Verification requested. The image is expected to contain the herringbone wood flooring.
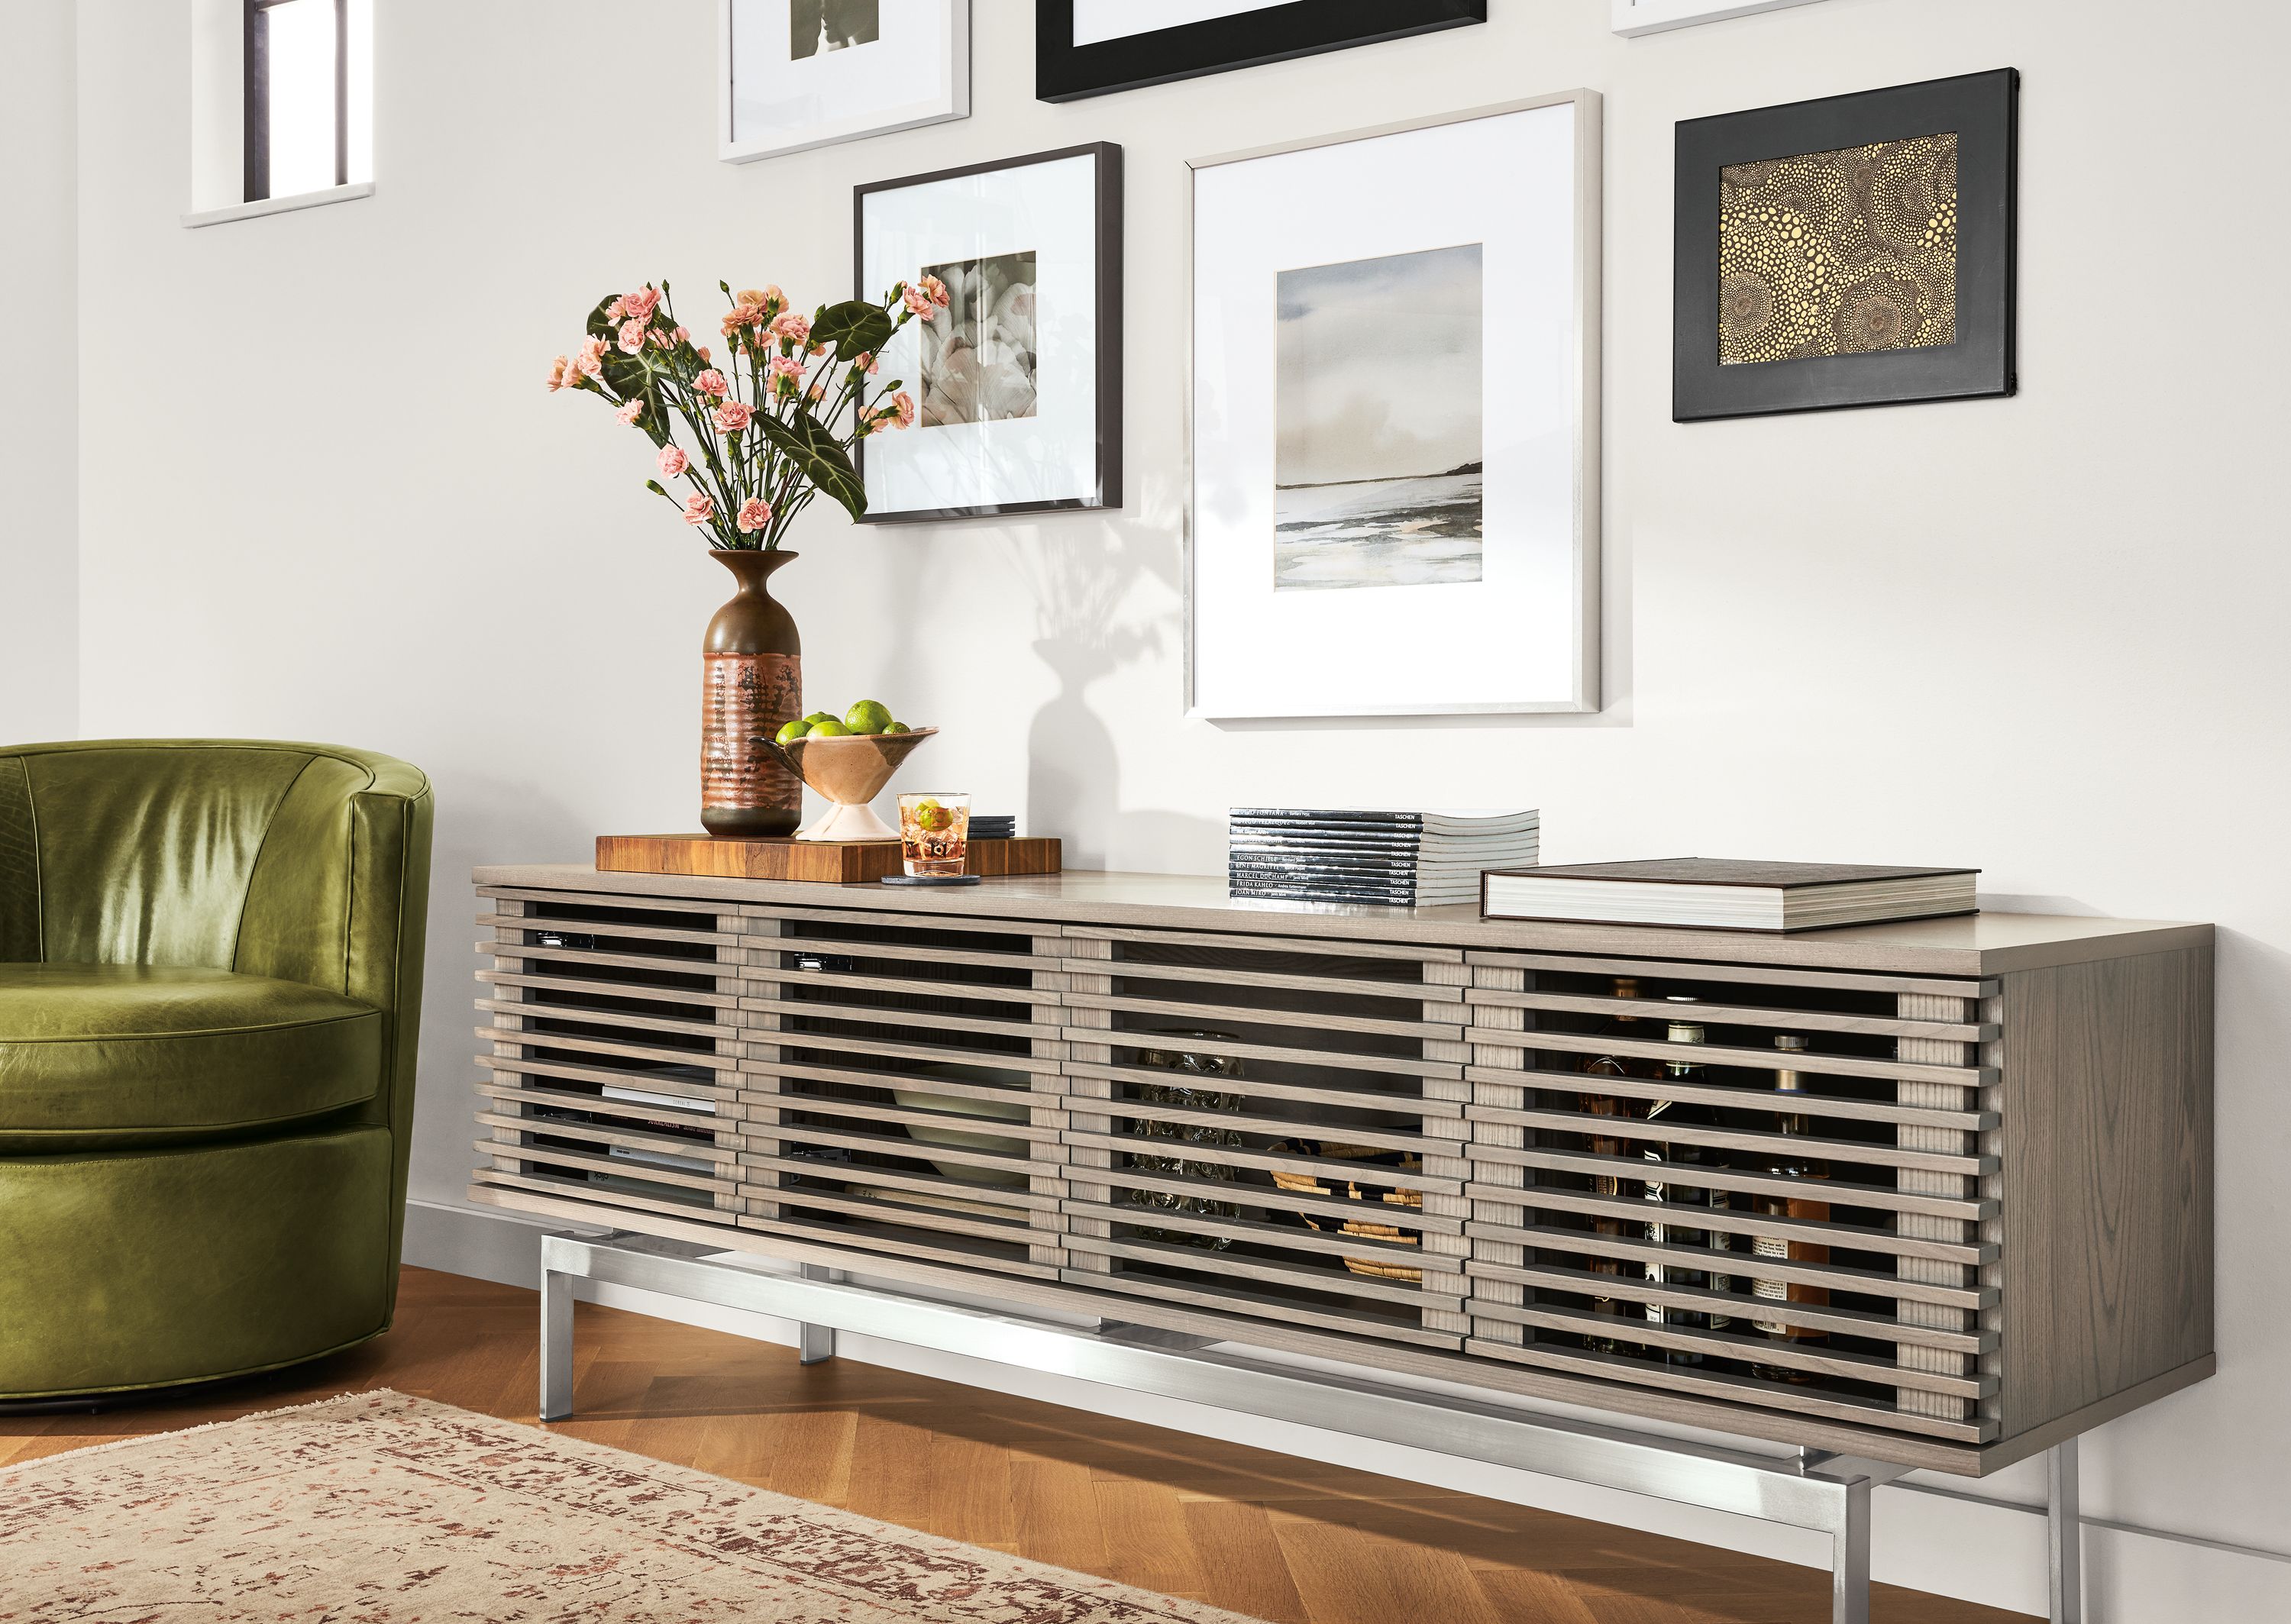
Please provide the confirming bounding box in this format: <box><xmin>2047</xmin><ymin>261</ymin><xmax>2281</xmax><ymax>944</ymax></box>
<box><xmin>0</xmin><ymin>1267</ymin><xmax>2028</xmax><ymax>1622</ymax></box>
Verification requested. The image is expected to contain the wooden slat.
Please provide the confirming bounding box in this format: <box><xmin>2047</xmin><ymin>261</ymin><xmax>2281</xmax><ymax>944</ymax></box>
<box><xmin>477</xmin><ymin>1025</ymin><xmax>736</xmax><ymax>1073</ymax></box>
<box><xmin>1100</xmin><ymin>957</ymin><xmax>1462</xmax><ymax>1003</ymax></box>
<box><xmin>1089</xmin><ymin>1161</ymin><xmax>1462</xmax><ymax>1235</ymax></box>
<box><xmin>473</xmin><ymin>1167</ymin><xmax>735</xmax><ymax>1225</ymax></box>
<box><xmin>1060</xmin><ymin>1130</ymin><xmax>1465</xmax><ymax>1196</ymax></box>
<box><xmin>1463</xmin><ymin>1339</ymin><xmax>1995</xmax><ymax>1444</ymax></box>
<box><xmin>1463</xmin><ymin>1258</ymin><xmax>1994</xmax><ymax>1351</ymax></box>
<box><xmin>1060</xmin><ymin>1196</ymin><xmax>1435</xmax><ymax>1264</ymax></box>
<box><xmin>478</xmin><ymin>967</ymin><xmax>738</xmax><ymax>1009</ymax></box>
<box><xmin>1469</xmin><ymin>1102</ymin><xmax>1998</xmax><ymax>1176</ymax></box>
<box><xmin>740</xmin><ymin>966</ymin><xmax>1049</xmax><ymax>1004</ymax></box>
<box><xmin>745</xmin><ymin>1065</ymin><xmax>1045</xmax><ymax>1112</ymax></box>
<box><xmin>1061</xmin><ymin>1232</ymin><xmax>1458</xmax><ymax>1311</ymax></box>
<box><xmin>1464</xmin><ymin>986</ymin><xmax>1995</xmax><ymax>1041</ymax></box>
<box><xmin>1086</xmin><ymin>1096</ymin><xmax>1435</xmax><ymax>1160</ymax></box>
<box><xmin>1065</xmin><ymin>990</ymin><xmax>1465</xmax><ymax>1042</ymax></box>
<box><xmin>775</xmin><ymin>1096</ymin><xmax>1061</xmax><ymax>1143</ymax></box>
<box><xmin>478</xmin><ymin>997</ymin><xmax>734</xmax><ymax>1042</ymax></box>
<box><xmin>478</xmin><ymin>940</ymin><xmax>733</xmax><ymax>978</ymax></box>
<box><xmin>1463</xmin><ymin>948</ymin><xmax>1995</xmax><ymax>1001</ymax></box>
<box><xmin>1466</xmin><ymin>1196</ymin><xmax>1995</xmax><ymax>1273</ymax></box>
<box><xmin>762</xmin><ymin>1186</ymin><xmax>1036</xmax><ymax>1238</ymax></box>
<box><xmin>480</xmin><ymin>1138</ymin><xmax>730</xmax><ymax>1194</ymax></box>
<box><xmin>481</xmin><ymin>1054</ymin><xmax>732</xmax><ymax>1099</ymax></box>
<box><xmin>1065</xmin><ymin>1058</ymin><xmax>1462</xmax><ymax>1119</ymax></box>
<box><xmin>1463</xmin><ymin>1219</ymin><xmax>1993</xmax><ymax>1309</ymax></box>
<box><xmin>766</xmin><ymin>1001</ymin><xmax>1062</xmax><ymax>1045</ymax></box>
<box><xmin>1059</xmin><ymin>1268</ymin><xmax>1460</xmax><ymax>1350</ymax></box>
<box><xmin>1465</xmin><ymin>1063</ymin><xmax>1994</xmax><ymax>1131</ymax></box>
<box><xmin>747</xmin><ymin>902</ymin><xmax>1049</xmax><ymax>936</ymax></box>
<box><xmin>478</xmin><ymin>912</ymin><xmax>739</xmax><ymax>946</ymax></box>
<box><xmin>757</xmin><ymin>938</ymin><xmax>1072</xmax><ymax>973</ymax></box>
<box><xmin>744</xmin><ymin>1123</ymin><xmax>1034</xmax><ymax>1178</ymax></box>
<box><xmin>740</xmin><ymin>1213</ymin><xmax>1061</xmax><ymax>1280</ymax></box>
<box><xmin>1063</xmin><ymin>1028</ymin><xmax>1460</xmax><ymax>1081</ymax></box>
<box><xmin>1068</xmin><ymin>922</ymin><xmax>1463</xmax><ymax>964</ymax></box>
<box><xmin>767</xmin><ymin>1029</ymin><xmax>1058</xmax><ymax>1074</ymax></box>
<box><xmin>474</xmin><ymin>1109</ymin><xmax>734</xmax><ymax>1164</ymax></box>
<box><xmin>1465</xmin><ymin>1147</ymin><xmax>1994</xmax><ymax>1222</ymax></box>
<box><xmin>478</xmin><ymin>1080</ymin><xmax>729</xmax><ymax>1132</ymax></box>
<box><xmin>1465</xmin><ymin>1300</ymin><xmax>1995</xmax><ymax>1398</ymax></box>
<box><xmin>738</xmin><ymin>1154</ymin><xmax>1062</xmax><ymax>1213</ymax></box>
<box><xmin>1463</xmin><ymin>1025</ymin><xmax>1990</xmax><ymax>1086</ymax></box>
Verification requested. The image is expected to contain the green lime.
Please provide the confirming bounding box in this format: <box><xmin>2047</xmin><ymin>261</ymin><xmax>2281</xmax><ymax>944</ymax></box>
<box><xmin>885</xmin><ymin>721</ymin><xmax>912</xmax><ymax>735</ymax></box>
<box><xmin>807</xmin><ymin>717</ymin><xmax>851</xmax><ymax>738</ymax></box>
<box><xmin>845</xmin><ymin>699</ymin><xmax>893</xmax><ymax>735</ymax></box>
<box><xmin>804</xmin><ymin>710</ymin><xmax>835</xmax><ymax>725</ymax></box>
<box><xmin>774</xmin><ymin>718</ymin><xmax>811</xmax><ymax>745</ymax></box>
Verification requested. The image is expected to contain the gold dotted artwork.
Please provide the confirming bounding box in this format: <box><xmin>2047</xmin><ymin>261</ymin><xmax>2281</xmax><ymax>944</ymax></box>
<box><xmin>1718</xmin><ymin>132</ymin><xmax>1958</xmax><ymax>366</ymax></box>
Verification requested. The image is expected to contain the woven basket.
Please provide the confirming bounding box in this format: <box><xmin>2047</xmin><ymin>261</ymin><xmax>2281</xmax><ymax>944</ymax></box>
<box><xmin>1268</xmin><ymin>1141</ymin><xmax>1423</xmax><ymax>1282</ymax></box>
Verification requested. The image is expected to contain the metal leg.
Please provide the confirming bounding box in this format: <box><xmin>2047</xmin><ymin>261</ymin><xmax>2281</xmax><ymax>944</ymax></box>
<box><xmin>1831</xmin><ymin>1474</ymin><xmax>1872</xmax><ymax>1624</ymax></box>
<box><xmin>539</xmin><ymin>1262</ymin><xmax>575</xmax><ymax>1421</ymax></box>
<box><xmin>2048</xmin><ymin>1438</ymin><xmax>2083</xmax><ymax>1624</ymax></box>
<box><xmin>796</xmin><ymin>1263</ymin><xmax>844</xmax><ymax>1364</ymax></box>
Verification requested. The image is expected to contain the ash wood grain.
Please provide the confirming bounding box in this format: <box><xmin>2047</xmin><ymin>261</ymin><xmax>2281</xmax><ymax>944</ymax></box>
<box><xmin>1997</xmin><ymin>945</ymin><xmax>2216</xmax><ymax>1435</ymax></box>
<box><xmin>597</xmin><ymin>834</ymin><xmax>1063</xmax><ymax>883</ymax></box>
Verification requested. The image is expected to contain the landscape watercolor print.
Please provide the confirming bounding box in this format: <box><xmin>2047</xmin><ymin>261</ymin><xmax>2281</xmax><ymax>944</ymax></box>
<box><xmin>1273</xmin><ymin>244</ymin><xmax>1485</xmax><ymax>591</ymax></box>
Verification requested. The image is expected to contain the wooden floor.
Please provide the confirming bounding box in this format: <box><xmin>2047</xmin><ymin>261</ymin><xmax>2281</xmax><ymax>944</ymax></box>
<box><xmin>0</xmin><ymin>1267</ymin><xmax>2028</xmax><ymax>1622</ymax></box>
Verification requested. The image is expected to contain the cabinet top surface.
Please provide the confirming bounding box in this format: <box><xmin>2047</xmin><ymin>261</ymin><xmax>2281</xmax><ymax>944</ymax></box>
<box><xmin>473</xmin><ymin>863</ymin><xmax>2208</xmax><ymax>975</ymax></box>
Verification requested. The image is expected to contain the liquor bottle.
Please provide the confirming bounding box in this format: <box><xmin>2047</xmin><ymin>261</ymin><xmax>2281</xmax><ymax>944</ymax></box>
<box><xmin>1577</xmin><ymin>977</ymin><xmax>1659</xmax><ymax>1353</ymax></box>
<box><xmin>1641</xmin><ymin>1017</ymin><xmax>1735</xmax><ymax>1364</ymax></box>
<box><xmin>1749</xmin><ymin>1033</ymin><xmax>1831</xmax><ymax>1383</ymax></box>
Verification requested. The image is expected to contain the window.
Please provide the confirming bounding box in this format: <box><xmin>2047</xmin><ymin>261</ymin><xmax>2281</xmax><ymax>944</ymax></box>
<box><xmin>244</xmin><ymin>0</ymin><xmax>345</xmax><ymax>202</ymax></box>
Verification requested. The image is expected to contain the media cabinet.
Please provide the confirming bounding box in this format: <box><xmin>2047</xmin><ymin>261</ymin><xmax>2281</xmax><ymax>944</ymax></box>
<box><xmin>472</xmin><ymin>864</ymin><xmax>2214</xmax><ymax>1622</ymax></box>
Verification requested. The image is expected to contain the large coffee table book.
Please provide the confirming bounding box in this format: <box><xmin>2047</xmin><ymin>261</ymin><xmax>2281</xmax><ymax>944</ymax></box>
<box><xmin>1482</xmin><ymin>858</ymin><xmax>1979</xmax><ymax>931</ymax></box>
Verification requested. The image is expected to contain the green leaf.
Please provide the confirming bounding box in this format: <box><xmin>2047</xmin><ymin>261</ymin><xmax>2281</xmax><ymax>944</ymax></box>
<box><xmin>811</xmin><ymin>300</ymin><xmax>894</xmax><ymax>361</ymax></box>
<box><xmin>755</xmin><ymin>410</ymin><xmax>868</xmax><ymax>521</ymax></box>
<box><xmin>584</xmin><ymin>294</ymin><xmax>622</xmax><ymax>341</ymax></box>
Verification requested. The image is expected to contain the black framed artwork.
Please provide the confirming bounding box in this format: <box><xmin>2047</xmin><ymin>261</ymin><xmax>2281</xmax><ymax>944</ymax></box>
<box><xmin>1674</xmin><ymin>68</ymin><xmax>2018</xmax><ymax>422</ymax></box>
<box><xmin>1036</xmin><ymin>0</ymin><xmax>1485</xmax><ymax>103</ymax></box>
<box><xmin>854</xmin><ymin>144</ymin><xmax>1123</xmax><ymax>524</ymax></box>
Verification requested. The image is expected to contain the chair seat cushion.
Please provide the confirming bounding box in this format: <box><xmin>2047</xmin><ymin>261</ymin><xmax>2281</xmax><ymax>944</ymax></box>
<box><xmin>0</xmin><ymin>964</ymin><xmax>381</xmax><ymax>1149</ymax></box>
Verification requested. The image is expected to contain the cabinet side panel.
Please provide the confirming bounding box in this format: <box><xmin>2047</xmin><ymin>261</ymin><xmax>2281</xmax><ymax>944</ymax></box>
<box><xmin>1999</xmin><ymin>947</ymin><xmax>2214</xmax><ymax>1435</ymax></box>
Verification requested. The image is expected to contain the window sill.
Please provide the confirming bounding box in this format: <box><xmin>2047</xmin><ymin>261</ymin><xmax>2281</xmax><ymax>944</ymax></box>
<box><xmin>181</xmin><ymin>181</ymin><xmax>374</xmax><ymax>230</ymax></box>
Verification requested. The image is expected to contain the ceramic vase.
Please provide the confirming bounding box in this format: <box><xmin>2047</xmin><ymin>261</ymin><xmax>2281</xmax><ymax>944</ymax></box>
<box><xmin>700</xmin><ymin>549</ymin><xmax>802</xmax><ymax>838</ymax></box>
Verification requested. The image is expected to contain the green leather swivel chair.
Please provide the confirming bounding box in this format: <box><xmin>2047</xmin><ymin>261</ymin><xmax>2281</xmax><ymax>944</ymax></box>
<box><xmin>0</xmin><ymin>740</ymin><xmax>431</xmax><ymax>1401</ymax></box>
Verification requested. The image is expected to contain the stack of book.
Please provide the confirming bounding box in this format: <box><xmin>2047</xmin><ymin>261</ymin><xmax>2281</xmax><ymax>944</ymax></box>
<box><xmin>1479</xmin><ymin>858</ymin><xmax>1979</xmax><ymax>931</ymax></box>
<box><xmin>1227</xmin><ymin>807</ymin><xmax>1540</xmax><ymax>906</ymax></box>
<box><xmin>970</xmin><ymin>815</ymin><xmax>1016</xmax><ymax>841</ymax></box>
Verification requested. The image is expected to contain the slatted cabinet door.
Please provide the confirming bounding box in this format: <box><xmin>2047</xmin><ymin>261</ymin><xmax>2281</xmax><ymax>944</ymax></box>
<box><xmin>1459</xmin><ymin>950</ymin><xmax>2002</xmax><ymax>1445</ymax></box>
<box><xmin>729</xmin><ymin>903</ymin><xmax>1071</xmax><ymax>1282</ymax></box>
<box><xmin>1055</xmin><ymin>925</ymin><xmax>1472</xmax><ymax>1350</ymax></box>
<box><xmin>473</xmin><ymin>889</ymin><xmax>748</xmax><ymax>1228</ymax></box>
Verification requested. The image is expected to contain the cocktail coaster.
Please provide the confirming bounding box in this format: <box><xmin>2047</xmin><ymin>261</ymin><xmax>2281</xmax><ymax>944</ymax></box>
<box><xmin>596</xmin><ymin>834</ymin><xmax>1061</xmax><ymax>885</ymax></box>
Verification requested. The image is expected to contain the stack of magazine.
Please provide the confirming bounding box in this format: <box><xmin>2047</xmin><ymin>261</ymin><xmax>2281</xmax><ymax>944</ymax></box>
<box><xmin>1227</xmin><ymin>807</ymin><xmax>1540</xmax><ymax>906</ymax></box>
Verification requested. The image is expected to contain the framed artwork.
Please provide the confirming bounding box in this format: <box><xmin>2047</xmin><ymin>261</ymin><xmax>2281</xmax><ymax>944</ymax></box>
<box><xmin>1613</xmin><ymin>0</ymin><xmax>1834</xmax><ymax>37</ymax></box>
<box><xmin>1037</xmin><ymin>0</ymin><xmax>1484</xmax><ymax>103</ymax></box>
<box><xmin>1675</xmin><ymin>69</ymin><xmax>2019</xmax><ymax>421</ymax></box>
<box><xmin>855</xmin><ymin>144</ymin><xmax>1123</xmax><ymax>524</ymax></box>
<box><xmin>1188</xmin><ymin>94</ymin><xmax>1602</xmax><ymax>721</ymax></box>
<box><xmin>719</xmin><ymin>0</ymin><xmax>968</xmax><ymax>163</ymax></box>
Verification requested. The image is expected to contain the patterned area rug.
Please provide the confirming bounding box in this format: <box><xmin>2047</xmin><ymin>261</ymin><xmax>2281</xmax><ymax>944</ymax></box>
<box><xmin>0</xmin><ymin>1389</ymin><xmax>1265</xmax><ymax>1622</ymax></box>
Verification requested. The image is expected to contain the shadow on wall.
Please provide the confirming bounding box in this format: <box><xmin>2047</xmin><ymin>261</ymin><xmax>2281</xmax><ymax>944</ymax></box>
<box><xmin>1012</xmin><ymin>519</ymin><xmax>1218</xmax><ymax>874</ymax></box>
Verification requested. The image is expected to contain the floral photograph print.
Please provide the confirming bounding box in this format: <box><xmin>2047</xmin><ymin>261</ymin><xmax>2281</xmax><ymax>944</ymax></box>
<box><xmin>920</xmin><ymin>251</ymin><xmax>1039</xmax><ymax>428</ymax></box>
<box><xmin>791</xmin><ymin>0</ymin><xmax>880</xmax><ymax>56</ymax></box>
<box><xmin>1275</xmin><ymin>244</ymin><xmax>1482</xmax><ymax>592</ymax></box>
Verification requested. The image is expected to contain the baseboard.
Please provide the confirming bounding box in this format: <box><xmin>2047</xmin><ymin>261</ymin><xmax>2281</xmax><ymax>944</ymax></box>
<box><xmin>400</xmin><ymin>1197</ymin><xmax>2280</xmax><ymax>1618</ymax></box>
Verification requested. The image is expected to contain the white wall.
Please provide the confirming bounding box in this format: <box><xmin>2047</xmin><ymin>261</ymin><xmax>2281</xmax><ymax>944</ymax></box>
<box><xmin>68</xmin><ymin>0</ymin><xmax>2291</xmax><ymax>1613</ymax></box>
<box><xmin>1</xmin><ymin>0</ymin><xmax>79</xmax><ymax>742</ymax></box>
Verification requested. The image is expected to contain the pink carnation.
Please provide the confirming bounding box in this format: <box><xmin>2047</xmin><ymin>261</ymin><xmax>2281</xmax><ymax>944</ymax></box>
<box><xmin>681</xmin><ymin>493</ymin><xmax>716</xmax><ymax>527</ymax></box>
<box><xmin>545</xmin><ymin>354</ymin><xmax>572</xmax><ymax>392</ymax></box>
<box><xmin>850</xmin><ymin>350</ymin><xmax>880</xmax><ymax>376</ymax></box>
<box><xmin>890</xmin><ymin>389</ymin><xmax>917</xmax><ymax>429</ymax></box>
<box><xmin>735</xmin><ymin>497</ymin><xmax>774</xmax><ymax>533</ymax></box>
<box><xmin>621</xmin><ymin>286</ymin><xmax>662</xmax><ymax>324</ymax></box>
<box><xmin>767</xmin><ymin>354</ymin><xmax>803</xmax><ymax>380</ymax></box>
<box><xmin>573</xmin><ymin>337</ymin><xmax>607</xmax><ymax>379</ymax></box>
<box><xmin>903</xmin><ymin>274</ymin><xmax>952</xmax><ymax>316</ymax></box>
<box><xmin>658</xmin><ymin>444</ymin><xmax>689</xmax><ymax>478</ymax></box>
<box><xmin>693</xmin><ymin>369</ymin><xmax>729</xmax><ymax>398</ymax></box>
<box><xmin>770</xmin><ymin>311</ymin><xmax>811</xmax><ymax>347</ymax></box>
<box><xmin>615</xmin><ymin>396</ymin><xmax>645</xmax><ymax>425</ymax></box>
<box><xmin>672</xmin><ymin>325</ymin><xmax>690</xmax><ymax>344</ymax></box>
<box><xmin>618</xmin><ymin>318</ymin><xmax>648</xmax><ymax>355</ymax></box>
<box><xmin>713</xmin><ymin>401</ymin><xmax>753</xmax><ymax>433</ymax></box>
<box><xmin>722</xmin><ymin>302</ymin><xmax>767</xmax><ymax>337</ymax></box>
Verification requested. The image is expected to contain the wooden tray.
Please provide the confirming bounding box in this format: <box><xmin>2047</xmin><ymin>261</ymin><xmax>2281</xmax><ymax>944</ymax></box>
<box><xmin>596</xmin><ymin>833</ymin><xmax>1062</xmax><ymax>885</ymax></box>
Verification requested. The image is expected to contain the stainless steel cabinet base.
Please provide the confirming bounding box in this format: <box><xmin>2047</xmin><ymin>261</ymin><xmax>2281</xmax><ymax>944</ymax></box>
<box><xmin>537</xmin><ymin>1229</ymin><xmax>2086</xmax><ymax>1624</ymax></box>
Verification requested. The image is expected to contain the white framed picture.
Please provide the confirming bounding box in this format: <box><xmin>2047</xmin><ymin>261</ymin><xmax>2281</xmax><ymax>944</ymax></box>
<box><xmin>1612</xmin><ymin>0</ymin><xmax>1834</xmax><ymax>38</ymax></box>
<box><xmin>719</xmin><ymin>0</ymin><xmax>968</xmax><ymax>163</ymax></box>
<box><xmin>1187</xmin><ymin>93</ymin><xmax>1602</xmax><ymax>721</ymax></box>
